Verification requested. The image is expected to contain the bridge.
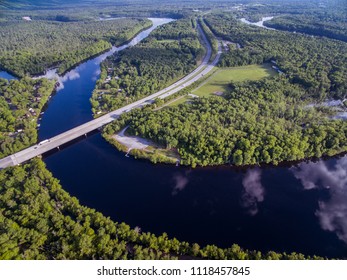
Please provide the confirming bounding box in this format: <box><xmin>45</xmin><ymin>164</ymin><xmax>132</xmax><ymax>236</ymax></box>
<box><xmin>0</xmin><ymin>23</ymin><xmax>222</xmax><ymax>169</ymax></box>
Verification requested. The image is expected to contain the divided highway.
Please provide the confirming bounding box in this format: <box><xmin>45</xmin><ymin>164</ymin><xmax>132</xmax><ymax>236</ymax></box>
<box><xmin>0</xmin><ymin>22</ymin><xmax>222</xmax><ymax>169</ymax></box>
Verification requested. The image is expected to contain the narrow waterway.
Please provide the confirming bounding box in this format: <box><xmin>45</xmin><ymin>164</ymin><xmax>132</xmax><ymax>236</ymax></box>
<box><xmin>0</xmin><ymin>71</ymin><xmax>17</xmax><ymax>80</ymax></box>
<box><xmin>38</xmin><ymin>18</ymin><xmax>173</xmax><ymax>139</ymax></box>
<box><xmin>24</xmin><ymin>17</ymin><xmax>347</xmax><ymax>258</ymax></box>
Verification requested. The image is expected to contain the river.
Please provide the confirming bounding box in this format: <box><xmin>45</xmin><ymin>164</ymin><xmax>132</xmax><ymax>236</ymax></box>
<box><xmin>3</xmin><ymin>17</ymin><xmax>347</xmax><ymax>258</ymax></box>
<box><xmin>0</xmin><ymin>71</ymin><xmax>17</xmax><ymax>80</ymax></box>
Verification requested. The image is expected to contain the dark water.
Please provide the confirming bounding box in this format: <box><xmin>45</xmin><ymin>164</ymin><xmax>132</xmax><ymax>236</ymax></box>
<box><xmin>38</xmin><ymin>18</ymin><xmax>173</xmax><ymax>139</ymax></box>
<box><xmin>0</xmin><ymin>71</ymin><xmax>17</xmax><ymax>80</ymax></box>
<box><xmin>39</xmin><ymin>19</ymin><xmax>347</xmax><ymax>258</ymax></box>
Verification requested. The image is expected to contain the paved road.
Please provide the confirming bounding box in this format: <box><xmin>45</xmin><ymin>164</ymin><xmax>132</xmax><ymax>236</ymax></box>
<box><xmin>0</xmin><ymin>22</ymin><xmax>221</xmax><ymax>169</ymax></box>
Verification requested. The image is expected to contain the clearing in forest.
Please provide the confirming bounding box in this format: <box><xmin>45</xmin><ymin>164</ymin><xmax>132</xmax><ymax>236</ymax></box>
<box><xmin>193</xmin><ymin>63</ymin><xmax>277</xmax><ymax>97</ymax></box>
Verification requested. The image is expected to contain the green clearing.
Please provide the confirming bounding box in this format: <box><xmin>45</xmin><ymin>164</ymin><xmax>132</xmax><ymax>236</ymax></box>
<box><xmin>165</xmin><ymin>96</ymin><xmax>189</xmax><ymax>107</ymax></box>
<box><xmin>193</xmin><ymin>64</ymin><xmax>277</xmax><ymax>97</ymax></box>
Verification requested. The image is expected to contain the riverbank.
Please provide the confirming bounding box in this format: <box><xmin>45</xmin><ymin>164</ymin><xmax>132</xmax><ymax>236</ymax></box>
<box><xmin>103</xmin><ymin>127</ymin><xmax>179</xmax><ymax>165</ymax></box>
<box><xmin>104</xmin><ymin>123</ymin><xmax>347</xmax><ymax>170</ymax></box>
<box><xmin>34</xmin><ymin>13</ymin><xmax>347</xmax><ymax>258</ymax></box>
<box><xmin>57</xmin><ymin>20</ymin><xmax>153</xmax><ymax>77</ymax></box>
<box><xmin>2</xmin><ymin>158</ymin><xmax>325</xmax><ymax>260</ymax></box>
<box><xmin>0</xmin><ymin>18</ymin><xmax>153</xmax><ymax>78</ymax></box>
<box><xmin>0</xmin><ymin>76</ymin><xmax>56</xmax><ymax>159</ymax></box>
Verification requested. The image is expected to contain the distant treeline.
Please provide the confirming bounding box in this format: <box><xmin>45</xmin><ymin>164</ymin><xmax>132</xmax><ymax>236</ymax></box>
<box><xmin>0</xmin><ymin>18</ymin><xmax>151</xmax><ymax>76</ymax></box>
<box><xmin>205</xmin><ymin>13</ymin><xmax>347</xmax><ymax>100</ymax></box>
<box><xmin>264</xmin><ymin>14</ymin><xmax>347</xmax><ymax>42</ymax></box>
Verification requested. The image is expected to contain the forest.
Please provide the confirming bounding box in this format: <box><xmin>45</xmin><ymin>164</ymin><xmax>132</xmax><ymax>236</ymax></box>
<box><xmin>204</xmin><ymin>13</ymin><xmax>347</xmax><ymax>100</ymax></box>
<box><xmin>0</xmin><ymin>18</ymin><xmax>151</xmax><ymax>76</ymax></box>
<box><xmin>0</xmin><ymin>77</ymin><xmax>55</xmax><ymax>158</ymax></box>
<box><xmin>104</xmin><ymin>77</ymin><xmax>347</xmax><ymax>167</ymax></box>
<box><xmin>90</xmin><ymin>18</ymin><xmax>203</xmax><ymax>114</ymax></box>
<box><xmin>1</xmin><ymin>0</ymin><xmax>346</xmax><ymax>261</ymax></box>
<box><xmin>264</xmin><ymin>13</ymin><xmax>347</xmax><ymax>42</ymax></box>
<box><xmin>0</xmin><ymin>159</ymin><xmax>323</xmax><ymax>260</ymax></box>
<box><xmin>100</xmin><ymin>11</ymin><xmax>347</xmax><ymax>167</ymax></box>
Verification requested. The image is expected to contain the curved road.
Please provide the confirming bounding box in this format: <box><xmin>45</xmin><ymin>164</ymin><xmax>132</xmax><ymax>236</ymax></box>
<box><xmin>0</xmin><ymin>22</ymin><xmax>222</xmax><ymax>169</ymax></box>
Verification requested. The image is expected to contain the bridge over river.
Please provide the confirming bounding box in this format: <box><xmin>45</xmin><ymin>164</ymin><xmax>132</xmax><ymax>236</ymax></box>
<box><xmin>0</xmin><ymin>23</ymin><xmax>221</xmax><ymax>169</ymax></box>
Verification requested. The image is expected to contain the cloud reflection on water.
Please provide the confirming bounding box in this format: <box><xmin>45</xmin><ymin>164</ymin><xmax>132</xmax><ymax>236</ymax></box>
<box><xmin>292</xmin><ymin>157</ymin><xmax>347</xmax><ymax>244</ymax></box>
<box><xmin>172</xmin><ymin>173</ymin><xmax>189</xmax><ymax>196</ymax></box>
<box><xmin>92</xmin><ymin>69</ymin><xmax>101</xmax><ymax>81</ymax></box>
<box><xmin>37</xmin><ymin>68</ymin><xmax>81</xmax><ymax>91</ymax></box>
<box><xmin>241</xmin><ymin>168</ymin><xmax>265</xmax><ymax>216</ymax></box>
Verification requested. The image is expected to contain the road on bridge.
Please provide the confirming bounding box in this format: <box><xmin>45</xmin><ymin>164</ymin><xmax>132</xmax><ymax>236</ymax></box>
<box><xmin>0</xmin><ymin>21</ymin><xmax>222</xmax><ymax>169</ymax></box>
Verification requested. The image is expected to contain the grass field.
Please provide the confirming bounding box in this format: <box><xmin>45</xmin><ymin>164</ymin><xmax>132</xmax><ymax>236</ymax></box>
<box><xmin>160</xmin><ymin>63</ymin><xmax>277</xmax><ymax>108</ymax></box>
<box><xmin>164</xmin><ymin>96</ymin><xmax>189</xmax><ymax>107</ymax></box>
<box><xmin>193</xmin><ymin>63</ymin><xmax>277</xmax><ymax>97</ymax></box>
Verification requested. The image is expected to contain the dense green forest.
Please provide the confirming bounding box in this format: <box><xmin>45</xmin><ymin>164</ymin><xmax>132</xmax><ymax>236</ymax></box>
<box><xmin>204</xmin><ymin>13</ymin><xmax>347</xmax><ymax>100</ymax></box>
<box><xmin>104</xmin><ymin>77</ymin><xmax>347</xmax><ymax>167</ymax></box>
<box><xmin>233</xmin><ymin>0</ymin><xmax>347</xmax><ymax>22</ymax></box>
<box><xmin>0</xmin><ymin>77</ymin><xmax>55</xmax><ymax>158</ymax></box>
<box><xmin>0</xmin><ymin>0</ymin><xmax>345</xmax><ymax>260</ymax></box>
<box><xmin>99</xmin><ymin>11</ymin><xmax>347</xmax><ymax>167</ymax></box>
<box><xmin>91</xmin><ymin>18</ymin><xmax>203</xmax><ymax>114</ymax></box>
<box><xmin>0</xmin><ymin>18</ymin><xmax>151</xmax><ymax>76</ymax></box>
<box><xmin>0</xmin><ymin>159</ymin><xmax>323</xmax><ymax>260</ymax></box>
<box><xmin>264</xmin><ymin>13</ymin><xmax>347</xmax><ymax>42</ymax></box>
<box><xmin>0</xmin><ymin>0</ymin><xmax>230</xmax><ymax>21</ymax></box>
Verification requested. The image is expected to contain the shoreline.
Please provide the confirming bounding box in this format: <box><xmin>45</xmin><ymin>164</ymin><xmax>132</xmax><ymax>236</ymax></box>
<box><xmin>103</xmin><ymin>128</ymin><xmax>180</xmax><ymax>165</ymax></box>
<box><xmin>0</xmin><ymin>19</ymin><xmax>153</xmax><ymax>79</ymax></box>
<box><xmin>103</xmin><ymin>126</ymin><xmax>347</xmax><ymax>169</ymax></box>
<box><xmin>58</xmin><ymin>20</ymin><xmax>153</xmax><ymax>77</ymax></box>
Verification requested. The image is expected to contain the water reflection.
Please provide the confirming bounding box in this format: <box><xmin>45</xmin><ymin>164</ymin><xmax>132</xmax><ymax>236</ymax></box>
<box><xmin>292</xmin><ymin>158</ymin><xmax>347</xmax><ymax>243</ymax></box>
<box><xmin>241</xmin><ymin>168</ymin><xmax>265</xmax><ymax>216</ymax></box>
<box><xmin>172</xmin><ymin>173</ymin><xmax>189</xmax><ymax>195</ymax></box>
<box><xmin>37</xmin><ymin>68</ymin><xmax>82</xmax><ymax>91</ymax></box>
<box><xmin>92</xmin><ymin>69</ymin><xmax>101</xmax><ymax>81</ymax></box>
<box><xmin>38</xmin><ymin>15</ymin><xmax>347</xmax><ymax>257</ymax></box>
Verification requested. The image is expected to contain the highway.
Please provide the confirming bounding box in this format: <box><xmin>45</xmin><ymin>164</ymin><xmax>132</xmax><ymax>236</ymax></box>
<box><xmin>0</xmin><ymin>22</ymin><xmax>222</xmax><ymax>169</ymax></box>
